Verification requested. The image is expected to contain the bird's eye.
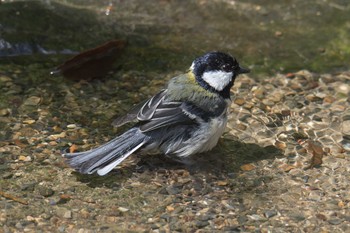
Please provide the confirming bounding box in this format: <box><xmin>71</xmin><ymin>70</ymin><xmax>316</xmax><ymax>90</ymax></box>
<box><xmin>221</xmin><ymin>64</ymin><xmax>231</xmax><ymax>72</ymax></box>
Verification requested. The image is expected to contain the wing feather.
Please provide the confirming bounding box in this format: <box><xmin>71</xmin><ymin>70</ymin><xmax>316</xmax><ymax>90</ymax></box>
<box><xmin>112</xmin><ymin>89</ymin><xmax>217</xmax><ymax>133</ymax></box>
<box><xmin>112</xmin><ymin>90</ymin><xmax>167</xmax><ymax>127</ymax></box>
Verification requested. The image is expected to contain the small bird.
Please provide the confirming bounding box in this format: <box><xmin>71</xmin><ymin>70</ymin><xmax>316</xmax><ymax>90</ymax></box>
<box><xmin>64</xmin><ymin>52</ymin><xmax>249</xmax><ymax>176</ymax></box>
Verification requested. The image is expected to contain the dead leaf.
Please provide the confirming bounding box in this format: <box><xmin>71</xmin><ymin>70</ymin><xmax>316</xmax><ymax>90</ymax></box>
<box><xmin>51</xmin><ymin>40</ymin><xmax>126</xmax><ymax>81</ymax></box>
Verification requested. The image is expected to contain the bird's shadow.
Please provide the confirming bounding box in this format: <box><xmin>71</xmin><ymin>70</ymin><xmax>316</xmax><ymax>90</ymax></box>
<box><xmin>74</xmin><ymin>135</ymin><xmax>283</xmax><ymax>188</ymax></box>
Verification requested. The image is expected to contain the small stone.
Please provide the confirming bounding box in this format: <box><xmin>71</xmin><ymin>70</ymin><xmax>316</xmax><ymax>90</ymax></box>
<box><xmin>117</xmin><ymin>207</ymin><xmax>129</xmax><ymax>212</ymax></box>
<box><xmin>335</xmin><ymin>84</ymin><xmax>350</xmax><ymax>95</ymax></box>
<box><xmin>323</xmin><ymin>95</ymin><xmax>336</xmax><ymax>104</ymax></box>
<box><xmin>2</xmin><ymin>172</ymin><xmax>13</xmax><ymax>179</ymax></box>
<box><xmin>318</xmin><ymin>47</ymin><xmax>326</xmax><ymax>53</ymax></box>
<box><xmin>0</xmin><ymin>108</ymin><xmax>10</xmax><ymax>116</ymax></box>
<box><xmin>275</xmin><ymin>31</ymin><xmax>283</xmax><ymax>37</ymax></box>
<box><xmin>18</xmin><ymin>155</ymin><xmax>32</xmax><ymax>162</ymax></box>
<box><xmin>63</xmin><ymin>210</ymin><xmax>72</xmax><ymax>219</ymax></box>
<box><xmin>56</xmin><ymin>208</ymin><xmax>72</xmax><ymax>219</ymax></box>
<box><xmin>217</xmin><ymin>180</ymin><xmax>229</xmax><ymax>186</ymax></box>
<box><xmin>80</xmin><ymin>209</ymin><xmax>90</xmax><ymax>219</ymax></box>
<box><xmin>279</xmin><ymin>164</ymin><xmax>295</xmax><ymax>172</ymax></box>
<box><xmin>315</xmin><ymin>213</ymin><xmax>327</xmax><ymax>221</ymax></box>
<box><xmin>264</xmin><ymin>210</ymin><xmax>277</xmax><ymax>218</ymax></box>
<box><xmin>195</xmin><ymin>220</ymin><xmax>209</xmax><ymax>228</ymax></box>
<box><xmin>166</xmin><ymin>185</ymin><xmax>182</xmax><ymax>195</ymax></box>
<box><xmin>234</xmin><ymin>98</ymin><xmax>245</xmax><ymax>106</ymax></box>
<box><xmin>253</xmin><ymin>88</ymin><xmax>265</xmax><ymax>99</ymax></box>
<box><xmin>236</xmin><ymin>123</ymin><xmax>247</xmax><ymax>130</ymax></box>
<box><xmin>340</xmin><ymin>138</ymin><xmax>350</xmax><ymax>151</ymax></box>
<box><xmin>67</xmin><ymin>124</ymin><xmax>77</xmax><ymax>129</ymax></box>
<box><xmin>23</xmin><ymin>119</ymin><xmax>36</xmax><ymax>124</ymax></box>
<box><xmin>240</xmin><ymin>163</ymin><xmax>256</xmax><ymax>171</ymax></box>
<box><xmin>23</xmin><ymin>96</ymin><xmax>41</xmax><ymax>106</ymax></box>
<box><xmin>342</xmin><ymin>120</ymin><xmax>350</xmax><ymax>135</ymax></box>
<box><xmin>38</xmin><ymin>186</ymin><xmax>55</xmax><ymax>197</ymax></box>
<box><xmin>262</xmin><ymin>99</ymin><xmax>275</xmax><ymax>106</ymax></box>
<box><xmin>48</xmin><ymin>132</ymin><xmax>66</xmax><ymax>140</ymax></box>
<box><xmin>270</xmin><ymin>93</ymin><xmax>283</xmax><ymax>102</ymax></box>
<box><xmin>166</xmin><ymin>205</ymin><xmax>174</xmax><ymax>212</ymax></box>
<box><xmin>247</xmin><ymin>214</ymin><xmax>265</xmax><ymax>221</ymax></box>
<box><xmin>274</xmin><ymin>140</ymin><xmax>286</xmax><ymax>150</ymax></box>
<box><xmin>21</xmin><ymin>182</ymin><xmax>36</xmax><ymax>191</ymax></box>
<box><xmin>308</xmin><ymin>192</ymin><xmax>322</xmax><ymax>201</ymax></box>
<box><xmin>328</xmin><ymin>218</ymin><xmax>343</xmax><ymax>225</ymax></box>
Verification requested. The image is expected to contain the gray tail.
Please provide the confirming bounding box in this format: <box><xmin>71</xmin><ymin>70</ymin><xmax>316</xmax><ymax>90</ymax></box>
<box><xmin>63</xmin><ymin>128</ymin><xmax>147</xmax><ymax>176</ymax></box>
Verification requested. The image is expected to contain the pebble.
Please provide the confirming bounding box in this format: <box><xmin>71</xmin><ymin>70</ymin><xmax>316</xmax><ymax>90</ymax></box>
<box><xmin>247</xmin><ymin>214</ymin><xmax>265</xmax><ymax>221</ymax></box>
<box><xmin>56</xmin><ymin>208</ymin><xmax>72</xmax><ymax>219</ymax></box>
<box><xmin>23</xmin><ymin>96</ymin><xmax>41</xmax><ymax>106</ymax></box>
<box><xmin>165</xmin><ymin>185</ymin><xmax>182</xmax><ymax>195</ymax></box>
<box><xmin>0</xmin><ymin>108</ymin><xmax>10</xmax><ymax>116</ymax></box>
<box><xmin>341</xmin><ymin>120</ymin><xmax>350</xmax><ymax>135</ymax></box>
<box><xmin>37</xmin><ymin>186</ymin><xmax>55</xmax><ymax>197</ymax></box>
<box><xmin>67</xmin><ymin>124</ymin><xmax>77</xmax><ymax>129</ymax></box>
<box><xmin>18</xmin><ymin>155</ymin><xmax>32</xmax><ymax>162</ymax></box>
<box><xmin>240</xmin><ymin>163</ymin><xmax>256</xmax><ymax>171</ymax></box>
<box><xmin>234</xmin><ymin>98</ymin><xmax>245</xmax><ymax>106</ymax></box>
<box><xmin>117</xmin><ymin>207</ymin><xmax>129</xmax><ymax>212</ymax></box>
<box><xmin>328</xmin><ymin>218</ymin><xmax>343</xmax><ymax>225</ymax></box>
<box><xmin>195</xmin><ymin>220</ymin><xmax>209</xmax><ymax>228</ymax></box>
<box><xmin>23</xmin><ymin>119</ymin><xmax>36</xmax><ymax>124</ymax></box>
<box><xmin>335</xmin><ymin>84</ymin><xmax>350</xmax><ymax>94</ymax></box>
<box><xmin>264</xmin><ymin>210</ymin><xmax>278</xmax><ymax>218</ymax></box>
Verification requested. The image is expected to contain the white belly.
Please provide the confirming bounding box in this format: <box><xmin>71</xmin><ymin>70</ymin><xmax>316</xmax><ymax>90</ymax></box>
<box><xmin>172</xmin><ymin>112</ymin><xmax>228</xmax><ymax>157</ymax></box>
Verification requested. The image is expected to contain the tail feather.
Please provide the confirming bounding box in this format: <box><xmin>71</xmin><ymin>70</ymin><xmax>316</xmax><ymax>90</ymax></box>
<box><xmin>97</xmin><ymin>142</ymin><xmax>145</xmax><ymax>176</ymax></box>
<box><xmin>63</xmin><ymin>128</ymin><xmax>147</xmax><ymax>175</ymax></box>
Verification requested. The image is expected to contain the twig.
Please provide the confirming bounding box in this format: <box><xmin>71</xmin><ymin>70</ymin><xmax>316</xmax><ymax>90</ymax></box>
<box><xmin>0</xmin><ymin>190</ymin><xmax>28</xmax><ymax>205</ymax></box>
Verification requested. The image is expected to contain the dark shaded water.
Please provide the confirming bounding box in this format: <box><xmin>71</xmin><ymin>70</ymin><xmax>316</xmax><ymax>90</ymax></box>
<box><xmin>0</xmin><ymin>0</ymin><xmax>349</xmax><ymax>76</ymax></box>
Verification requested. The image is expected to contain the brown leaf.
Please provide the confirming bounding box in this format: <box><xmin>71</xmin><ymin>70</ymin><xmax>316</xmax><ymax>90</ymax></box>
<box><xmin>51</xmin><ymin>40</ymin><xmax>127</xmax><ymax>81</ymax></box>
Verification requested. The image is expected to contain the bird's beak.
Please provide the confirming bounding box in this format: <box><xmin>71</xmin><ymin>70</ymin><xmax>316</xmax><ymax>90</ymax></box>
<box><xmin>238</xmin><ymin>66</ymin><xmax>250</xmax><ymax>74</ymax></box>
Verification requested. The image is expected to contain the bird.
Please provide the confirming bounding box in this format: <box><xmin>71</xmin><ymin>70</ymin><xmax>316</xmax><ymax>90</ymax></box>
<box><xmin>63</xmin><ymin>51</ymin><xmax>250</xmax><ymax>176</ymax></box>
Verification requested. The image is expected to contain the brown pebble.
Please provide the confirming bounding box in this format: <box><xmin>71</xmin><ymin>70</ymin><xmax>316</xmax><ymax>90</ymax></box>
<box><xmin>234</xmin><ymin>98</ymin><xmax>245</xmax><ymax>106</ymax></box>
<box><xmin>274</xmin><ymin>141</ymin><xmax>286</xmax><ymax>150</ymax></box>
<box><xmin>240</xmin><ymin>164</ymin><xmax>256</xmax><ymax>171</ymax></box>
<box><xmin>323</xmin><ymin>96</ymin><xmax>336</xmax><ymax>104</ymax></box>
<box><xmin>275</xmin><ymin>31</ymin><xmax>283</xmax><ymax>37</ymax></box>
<box><xmin>279</xmin><ymin>164</ymin><xmax>295</xmax><ymax>172</ymax></box>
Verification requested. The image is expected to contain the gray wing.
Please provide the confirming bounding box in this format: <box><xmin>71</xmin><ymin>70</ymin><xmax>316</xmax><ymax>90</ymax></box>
<box><xmin>139</xmin><ymin>101</ymin><xmax>197</xmax><ymax>132</ymax></box>
<box><xmin>112</xmin><ymin>89</ymin><xmax>203</xmax><ymax>132</ymax></box>
<box><xmin>112</xmin><ymin>90</ymin><xmax>167</xmax><ymax>127</ymax></box>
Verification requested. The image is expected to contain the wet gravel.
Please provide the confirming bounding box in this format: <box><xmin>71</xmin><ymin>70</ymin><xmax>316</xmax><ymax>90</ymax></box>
<box><xmin>1</xmin><ymin>68</ymin><xmax>350</xmax><ymax>232</ymax></box>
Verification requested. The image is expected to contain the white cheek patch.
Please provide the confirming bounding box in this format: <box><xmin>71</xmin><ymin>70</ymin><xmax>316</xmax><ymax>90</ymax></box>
<box><xmin>202</xmin><ymin>70</ymin><xmax>233</xmax><ymax>91</ymax></box>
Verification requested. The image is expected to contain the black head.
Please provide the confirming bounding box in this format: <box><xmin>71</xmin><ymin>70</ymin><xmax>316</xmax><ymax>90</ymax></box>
<box><xmin>190</xmin><ymin>51</ymin><xmax>249</xmax><ymax>98</ymax></box>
